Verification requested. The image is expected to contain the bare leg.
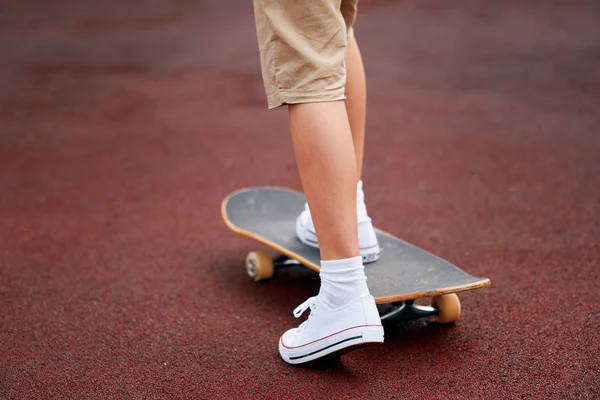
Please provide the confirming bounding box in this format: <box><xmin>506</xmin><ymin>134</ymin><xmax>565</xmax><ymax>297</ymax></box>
<box><xmin>289</xmin><ymin>101</ymin><xmax>359</xmax><ymax>261</ymax></box>
<box><xmin>345</xmin><ymin>35</ymin><xmax>367</xmax><ymax>179</ymax></box>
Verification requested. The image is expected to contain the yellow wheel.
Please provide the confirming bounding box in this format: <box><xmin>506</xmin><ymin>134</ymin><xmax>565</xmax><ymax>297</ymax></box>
<box><xmin>245</xmin><ymin>251</ymin><xmax>274</xmax><ymax>282</ymax></box>
<box><xmin>431</xmin><ymin>293</ymin><xmax>461</xmax><ymax>324</ymax></box>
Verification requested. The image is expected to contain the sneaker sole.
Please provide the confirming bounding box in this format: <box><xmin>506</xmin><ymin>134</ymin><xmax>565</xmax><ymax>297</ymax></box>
<box><xmin>279</xmin><ymin>325</ymin><xmax>384</xmax><ymax>365</ymax></box>
<box><xmin>296</xmin><ymin>219</ymin><xmax>381</xmax><ymax>264</ymax></box>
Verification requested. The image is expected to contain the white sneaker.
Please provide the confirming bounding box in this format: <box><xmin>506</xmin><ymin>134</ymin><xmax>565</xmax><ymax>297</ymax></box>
<box><xmin>278</xmin><ymin>295</ymin><xmax>384</xmax><ymax>364</ymax></box>
<box><xmin>296</xmin><ymin>181</ymin><xmax>380</xmax><ymax>263</ymax></box>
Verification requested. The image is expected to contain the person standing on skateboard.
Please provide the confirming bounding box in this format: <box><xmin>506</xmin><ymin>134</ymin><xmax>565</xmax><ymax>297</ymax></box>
<box><xmin>252</xmin><ymin>0</ymin><xmax>384</xmax><ymax>364</ymax></box>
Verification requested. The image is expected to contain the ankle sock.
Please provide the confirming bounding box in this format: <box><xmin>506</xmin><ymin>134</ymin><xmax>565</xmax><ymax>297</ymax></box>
<box><xmin>318</xmin><ymin>256</ymin><xmax>370</xmax><ymax>310</ymax></box>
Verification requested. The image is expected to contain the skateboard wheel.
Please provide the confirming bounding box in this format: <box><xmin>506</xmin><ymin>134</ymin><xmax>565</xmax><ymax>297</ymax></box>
<box><xmin>245</xmin><ymin>251</ymin><xmax>274</xmax><ymax>282</ymax></box>
<box><xmin>431</xmin><ymin>293</ymin><xmax>461</xmax><ymax>324</ymax></box>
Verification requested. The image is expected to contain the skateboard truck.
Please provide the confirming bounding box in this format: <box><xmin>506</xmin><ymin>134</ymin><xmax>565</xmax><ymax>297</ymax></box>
<box><xmin>380</xmin><ymin>301</ymin><xmax>436</xmax><ymax>323</ymax></box>
<box><xmin>273</xmin><ymin>254</ymin><xmax>301</xmax><ymax>268</ymax></box>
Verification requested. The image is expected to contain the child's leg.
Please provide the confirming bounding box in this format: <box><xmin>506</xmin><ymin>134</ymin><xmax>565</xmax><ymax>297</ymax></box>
<box><xmin>254</xmin><ymin>0</ymin><xmax>363</xmax><ymax>261</ymax></box>
<box><xmin>294</xmin><ymin>34</ymin><xmax>380</xmax><ymax>263</ymax></box>
<box><xmin>345</xmin><ymin>35</ymin><xmax>367</xmax><ymax>179</ymax></box>
<box><xmin>289</xmin><ymin>101</ymin><xmax>359</xmax><ymax>261</ymax></box>
<box><xmin>253</xmin><ymin>0</ymin><xmax>383</xmax><ymax>364</ymax></box>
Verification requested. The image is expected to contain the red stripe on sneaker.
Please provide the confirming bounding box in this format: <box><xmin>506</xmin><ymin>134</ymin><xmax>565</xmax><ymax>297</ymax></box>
<box><xmin>280</xmin><ymin>324</ymin><xmax>382</xmax><ymax>349</ymax></box>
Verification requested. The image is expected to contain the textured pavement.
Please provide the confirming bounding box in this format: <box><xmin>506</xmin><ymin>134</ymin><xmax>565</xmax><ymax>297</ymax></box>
<box><xmin>1</xmin><ymin>0</ymin><xmax>599</xmax><ymax>398</ymax></box>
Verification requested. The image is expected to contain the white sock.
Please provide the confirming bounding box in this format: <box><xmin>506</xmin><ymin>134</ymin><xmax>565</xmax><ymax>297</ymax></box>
<box><xmin>318</xmin><ymin>256</ymin><xmax>371</xmax><ymax>310</ymax></box>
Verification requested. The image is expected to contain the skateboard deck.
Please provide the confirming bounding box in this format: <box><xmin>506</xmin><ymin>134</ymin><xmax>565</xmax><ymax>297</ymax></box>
<box><xmin>222</xmin><ymin>187</ymin><xmax>490</xmax><ymax>307</ymax></box>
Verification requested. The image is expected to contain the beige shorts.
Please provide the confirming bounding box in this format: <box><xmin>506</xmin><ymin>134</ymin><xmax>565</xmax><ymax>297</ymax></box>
<box><xmin>253</xmin><ymin>0</ymin><xmax>358</xmax><ymax>109</ymax></box>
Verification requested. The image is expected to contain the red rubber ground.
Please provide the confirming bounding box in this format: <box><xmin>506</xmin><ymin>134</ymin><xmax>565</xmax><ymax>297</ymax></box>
<box><xmin>1</xmin><ymin>1</ymin><xmax>599</xmax><ymax>398</ymax></box>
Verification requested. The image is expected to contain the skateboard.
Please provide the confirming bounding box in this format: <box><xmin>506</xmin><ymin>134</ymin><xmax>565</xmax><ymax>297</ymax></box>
<box><xmin>222</xmin><ymin>187</ymin><xmax>490</xmax><ymax>324</ymax></box>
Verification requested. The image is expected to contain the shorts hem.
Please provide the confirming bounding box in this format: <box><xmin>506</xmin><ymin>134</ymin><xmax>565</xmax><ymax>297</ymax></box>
<box><xmin>267</xmin><ymin>89</ymin><xmax>346</xmax><ymax>109</ymax></box>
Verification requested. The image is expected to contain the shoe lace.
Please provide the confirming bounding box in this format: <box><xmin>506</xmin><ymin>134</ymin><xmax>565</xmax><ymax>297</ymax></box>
<box><xmin>293</xmin><ymin>296</ymin><xmax>317</xmax><ymax>333</ymax></box>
